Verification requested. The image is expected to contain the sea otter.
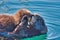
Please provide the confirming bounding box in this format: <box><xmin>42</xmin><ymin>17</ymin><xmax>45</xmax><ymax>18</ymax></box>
<box><xmin>0</xmin><ymin>9</ymin><xmax>47</xmax><ymax>40</ymax></box>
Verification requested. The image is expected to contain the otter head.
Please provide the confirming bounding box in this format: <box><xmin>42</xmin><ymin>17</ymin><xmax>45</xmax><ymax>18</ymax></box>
<box><xmin>28</xmin><ymin>13</ymin><xmax>47</xmax><ymax>34</ymax></box>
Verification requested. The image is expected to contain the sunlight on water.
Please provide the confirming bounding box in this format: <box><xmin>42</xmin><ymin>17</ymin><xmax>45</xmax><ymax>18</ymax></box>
<box><xmin>0</xmin><ymin>0</ymin><xmax>60</xmax><ymax>40</ymax></box>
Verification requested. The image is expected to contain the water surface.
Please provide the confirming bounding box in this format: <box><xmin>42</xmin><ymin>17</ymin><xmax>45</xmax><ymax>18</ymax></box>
<box><xmin>0</xmin><ymin>0</ymin><xmax>60</xmax><ymax>40</ymax></box>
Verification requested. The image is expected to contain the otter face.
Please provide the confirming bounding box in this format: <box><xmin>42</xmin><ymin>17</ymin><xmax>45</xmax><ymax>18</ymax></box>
<box><xmin>27</xmin><ymin>14</ymin><xmax>47</xmax><ymax>34</ymax></box>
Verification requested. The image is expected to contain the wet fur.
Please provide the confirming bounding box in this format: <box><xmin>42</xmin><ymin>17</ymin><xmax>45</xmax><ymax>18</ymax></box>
<box><xmin>0</xmin><ymin>9</ymin><xmax>31</xmax><ymax>32</ymax></box>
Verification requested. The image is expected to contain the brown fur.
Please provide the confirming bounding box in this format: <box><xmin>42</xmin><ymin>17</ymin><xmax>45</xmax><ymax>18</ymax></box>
<box><xmin>13</xmin><ymin>9</ymin><xmax>31</xmax><ymax>24</ymax></box>
<box><xmin>0</xmin><ymin>9</ymin><xmax>31</xmax><ymax>32</ymax></box>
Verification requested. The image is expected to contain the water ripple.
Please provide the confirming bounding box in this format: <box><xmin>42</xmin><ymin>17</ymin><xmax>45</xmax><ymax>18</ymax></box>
<box><xmin>0</xmin><ymin>0</ymin><xmax>60</xmax><ymax>40</ymax></box>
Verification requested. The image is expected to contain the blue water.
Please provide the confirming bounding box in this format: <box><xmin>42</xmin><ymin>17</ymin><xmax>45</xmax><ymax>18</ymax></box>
<box><xmin>0</xmin><ymin>0</ymin><xmax>60</xmax><ymax>40</ymax></box>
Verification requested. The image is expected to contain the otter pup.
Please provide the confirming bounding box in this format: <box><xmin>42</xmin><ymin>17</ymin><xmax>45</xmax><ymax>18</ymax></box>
<box><xmin>0</xmin><ymin>9</ymin><xmax>33</xmax><ymax>40</ymax></box>
<box><xmin>0</xmin><ymin>9</ymin><xmax>32</xmax><ymax>32</ymax></box>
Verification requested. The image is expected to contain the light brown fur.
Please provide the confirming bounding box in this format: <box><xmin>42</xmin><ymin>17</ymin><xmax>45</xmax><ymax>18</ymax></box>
<box><xmin>0</xmin><ymin>9</ymin><xmax>31</xmax><ymax>32</ymax></box>
<box><xmin>13</xmin><ymin>9</ymin><xmax>31</xmax><ymax>24</ymax></box>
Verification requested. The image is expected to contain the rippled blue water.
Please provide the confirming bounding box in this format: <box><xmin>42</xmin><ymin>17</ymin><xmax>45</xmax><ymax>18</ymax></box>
<box><xmin>0</xmin><ymin>0</ymin><xmax>60</xmax><ymax>40</ymax></box>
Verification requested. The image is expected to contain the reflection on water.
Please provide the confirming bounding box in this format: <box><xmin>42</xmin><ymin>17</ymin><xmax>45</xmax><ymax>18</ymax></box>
<box><xmin>0</xmin><ymin>0</ymin><xmax>60</xmax><ymax>40</ymax></box>
<box><xmin>22</xmin><ymin>34</ymin><xmax>47</xmax><ymax>40</ymax></box>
